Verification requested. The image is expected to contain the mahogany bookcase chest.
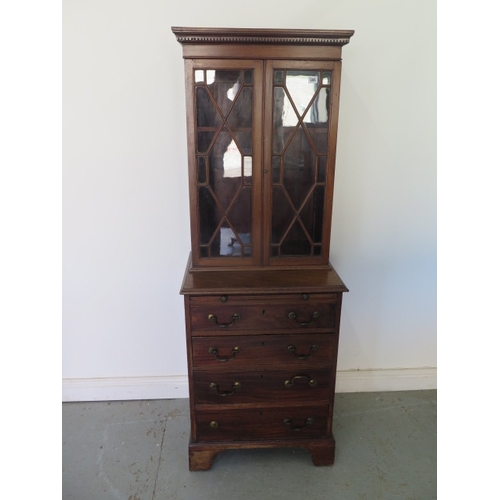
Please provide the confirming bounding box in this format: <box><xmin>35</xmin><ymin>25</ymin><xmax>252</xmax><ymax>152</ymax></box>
<box><xmin>172</xmin><ymin>27</ymin><xmax>354</xmax><ymax>470</ymax></box>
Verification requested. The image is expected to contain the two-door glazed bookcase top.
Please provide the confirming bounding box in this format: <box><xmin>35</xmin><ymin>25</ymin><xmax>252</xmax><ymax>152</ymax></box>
<box><xmin>173</xmin><ymin>26</ymin><xmax>354</xmax><ymax>471</ymax></box>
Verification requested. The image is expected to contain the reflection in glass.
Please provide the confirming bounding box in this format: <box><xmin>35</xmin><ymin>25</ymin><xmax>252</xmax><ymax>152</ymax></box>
<box><xmin>195</xmin><ymin>70</ymin><xmax>204</xmax><ymax>83</ymax></box>
<box><xmin>194</xmin><ymin>69</ymin><xmax>254</xmax><ymax>258</ymax></box>
<box><xmin>206</xmin><ymin>70</ymin><xmax>216</xmax><ymax>85</ymax></box>
<box><xmin>273</xmin><ymin>88</ymin><xmax>296</xmax><ymax>154</ymax></box>
<box><xmin>243</xmin><ymin>157</ymin><xmax>252</xmax><ymax>178</ymax></box>
<box><xmin>222</xmin><ymin>139</ymin><xmax>242</xmax><ymax>179</ymax></box>
<box><xmin>286</xmin><ymin>71</ymin><xmax>321</xmax><ymax>120</ymax></box>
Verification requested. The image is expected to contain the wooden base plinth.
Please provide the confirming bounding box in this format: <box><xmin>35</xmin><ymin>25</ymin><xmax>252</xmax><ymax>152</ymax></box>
<box><xmin>188</xmin><ymin>437</ymin><xmax>336</xmax><ymax>471</ymax></box>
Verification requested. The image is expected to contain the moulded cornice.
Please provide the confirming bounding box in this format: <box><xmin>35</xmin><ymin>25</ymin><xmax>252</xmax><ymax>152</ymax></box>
<box><xmin>171</xmin><ymin>27</ymin><xmax>355</xmax><ymax>47</ymax></box>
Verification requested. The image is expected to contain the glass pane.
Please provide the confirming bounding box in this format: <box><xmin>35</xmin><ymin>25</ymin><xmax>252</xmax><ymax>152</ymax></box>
<box><xmin>194</xmin><ymin>67</ymin><xmax>254</xmax><ymax>260</ymax></box>
<box><xmin>303</xmin><ymin>88</ymin><xmax>330</xmax><ymax>154</ymax></box>
<box><xmin>196</xmin><ymin>85</ymin><xmax>221</xmax><ymax>153</ymax></box>
<box><xmin>281</xmin><ymin>221</ymin><xmax>311</xmax><ymax>256</ymax></box>
<box><xmin>206</xmin><ymin>70</ymin><xmax>216</xmax><ymax>85</ymax></box>
<box><xmin>207</xmin><ymin>129</ymin><xmax>240</xmax><ymax>210</ymax></box>
<box><xmin>221</xmin><ymin>139</ymin><xmax>242</xmax><ymax>179</ymax></box>
<box><xmin>244</xmin><ymin>70</ymin><xmax>253</xmax><ymax>84</ymax></box>
<box><xmin>197</xmin><ymin>156</ymin><xmax>207</xmax><ymax>184</ymax></box>
<box><xmin>304</xmin><ymin>87</ymin><xmax>329</xmax><ymax>125</ymax></box>
<box><xmin>312</xmin><ymin>186</ymin><xmax>325</xmax><ymax>243</ymax></box>
<box><xmin>196</xmin><ymin>86</ymin><xmax>222</xmax><ymax>127</ymax></box>
<box><xmin>197</xmin><ymin>131</ymin><xmax>215</xmax><ymax>154</ymax></box>
<box><xmin>227</xmin><ymin>186</ymin><xmax>252</xmax><ymax>244</ymax></box>
<box><xmin>272</xmin><ymin>187</ymin><xmax>294</xmax><ymax>244</ymax></box>
<box><xmin>283</xmin><ymin>126</ymin><xmax>315</xmax><ymax>209</ymax></box>
<box><xmin>243</xmin><ymin>157</ymin><xmax>252</xmax><ymax>179</ymax></box>
<box><xmin>285</xmin><ymin>71</ymin><xmax>321</xmax><ymax>119</ymax></box>
<box><xmin>272</xmin><ymin>156</ymin><xmax>281</xmax><ymax>184</ymax></box>
<box><xmin>273</xmin><ymin>87</ymin><xmax>297</xmax><ymax>154</ymax></box>
<box><xmin>226</xmin><ymin>87</ymin><xmax>252</xmax><ymax>127</ymax></box>
<box><xmin>198</xmin><ymin>186</ymin><xmax>221</xmax><ymax>245</ymax></box>
<box><xmin>227</xmin><ymin>86</ymin><xmax>253</xmax><ymax>155</ymax></box>
<box><xmin>269</xmin><ymin>67</ymin><xmax>333</xmax><ymax>261</ymax></box>
<box><xmin>217</xmin><ymin>226</ymin><xmax>252</xmax><ymax>257</ymax></box>
<box><xmin>300</xmin><ymin>185</ymin><xmax>325</xmax><ymax>244</ymax></box>
<box><xmin>318</xmin><ymin>156</ymin><xmax>327</xmax><ymax>183</ymax></box>
<box><xmin>207</xmin><ymin>70</ymin><xmax>242</xmax><ymax>117</ymax></box>
<box><xmin>195</xmin><ymin>70</ymin><xmax>204</xmax><ymax>83</ymax></box>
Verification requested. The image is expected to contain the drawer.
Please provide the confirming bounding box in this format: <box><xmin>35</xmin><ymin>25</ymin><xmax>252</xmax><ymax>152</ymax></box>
<box><xmin>189</xmin><ymin>293</ymin><xmax>338</xmax><ymax>306</ymax></box>
<box><xmin>195</xmin><ymin>405</ymin><xmax>329</xmax><ymax>442</ymax></box>
<box><xmin>193</xmin><ymin>369</ymin><xmax>331</xmax><ymax>405</ymax></box>
<box><xmin>189</xmin><ymin>300</ymin><xmax>336</xmax><ymax>334</ymax></box>
<box><xmin>192</xmin><ymin>333</ymin><xmax>335</xmax><ymax>369</ymax></box>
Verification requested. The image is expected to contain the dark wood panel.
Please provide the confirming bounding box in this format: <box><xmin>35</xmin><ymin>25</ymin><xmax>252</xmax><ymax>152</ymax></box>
<box><xmin>193</xmin><ymin>369</ymin><xmax>331</xmax><ymax>405</ymax></box>
<box><xmin>195</xmin><ymin>405</ymin><xmax>329</xmax><ymax>442</ymax></box>
<box><xmin>180</xmin><ymin>257</ymin><xmax>348</xmax><ymax>294</ymax></box>
<box><xmin>189</xmin><ymin>292</ymin><xmax>337</xmax><ymax>306</ymax></box>
<box><xmin>191</xmin><ymin>333</ymin><xmax>335</xmax><ymax>368</ymax></box>
<box><xmin>189</xmin><ymin>300</ymin><xmax>336</xmax><ymax>333</ymax></box>
<box><xmin>188</xmin><ymin>436</ymin><xmax>336</xmax><ymax>470</ymax></box>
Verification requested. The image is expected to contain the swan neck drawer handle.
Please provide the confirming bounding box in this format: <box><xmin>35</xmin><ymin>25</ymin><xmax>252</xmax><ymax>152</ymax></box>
<box><xmin>208</xmin><ymin>313</ymin><xmax>241</xmax><ymax>328</ymax></box>
<box><xmin>208</xmin><ymin>346</ymin><xmax>240</xmax><ymax>362</ymax></box>
<box><xmin>287</xmin><ymin>344</ymin><xmax>319</xmax><ymax>360</ymax></box>
<box><xmin>288</xmin><ymin>311</ymin><xmax>320</xmax><ymax>326</ymax></box>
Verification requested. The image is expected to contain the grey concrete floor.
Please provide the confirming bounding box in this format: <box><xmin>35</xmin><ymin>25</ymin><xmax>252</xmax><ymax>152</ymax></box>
<box><xmin>62</xmin><ymin>390</ymin><xmax>436</xmax><ymax>500</ymax></box>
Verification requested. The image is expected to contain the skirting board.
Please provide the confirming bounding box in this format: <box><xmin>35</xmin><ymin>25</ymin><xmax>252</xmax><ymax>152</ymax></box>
<box><xmin>62</xmin><ymin>368</ymin><xmax>436</xmax><ymax>402</ymax></box>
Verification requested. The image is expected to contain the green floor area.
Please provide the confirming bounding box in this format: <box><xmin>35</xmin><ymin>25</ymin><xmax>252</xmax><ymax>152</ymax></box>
<box><xmin>62</xmin><ymin>390</ymin><xmax>436</xmax><ymax>500</ymax></box>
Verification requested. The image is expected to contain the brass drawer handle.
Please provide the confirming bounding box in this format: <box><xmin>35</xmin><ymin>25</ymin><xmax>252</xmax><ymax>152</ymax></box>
<box><xmin>208</xmin><ymin>346</ymin><xmax>240</xmax><ymax>362</ymax></box>
<box><xmin>209</xmin><ymin>381</ymin><xmax>241</xmax><ymax>396</ymax></box>
<box><xmin>288</xmin><ymin>311</ymin><xmax>320</xmax><ymax>326</ymax></box>
<box><xmin>210</xmin><ymin>421</ymin><xmax>218</xmax><ymax>428</ymax></box>
<box><xmin>284</xmin><ymin>375</ymin><xmax>317</xmax><ymax>388</ymax></box>
<box><xmin>208</xmin><ymin>313</ymin><xmax>241</xmax><ymax>328</ymax></box>
<box><xmin>287</xmin><ymin>344</ymin><xmax>319</xmax><ymax>360</ymax></box>
<box><xmin>283</xmin><ymin>417</ymin><xmax>313</xmax><ymax>431</ymax></box>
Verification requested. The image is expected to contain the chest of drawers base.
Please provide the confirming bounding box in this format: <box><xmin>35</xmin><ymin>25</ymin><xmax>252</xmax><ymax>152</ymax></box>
<box><xmin>189</xmin><ymin>436</ymin><xmax>336</xmax><ymax>471</ymax></box>
<box><xmin>181</xmin><ymin>263</ymin><xmax>347</xmax><ymax>471</ymax></box>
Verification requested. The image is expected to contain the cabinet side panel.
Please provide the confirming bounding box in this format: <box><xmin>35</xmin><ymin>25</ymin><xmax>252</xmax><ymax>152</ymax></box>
<box><xmin>184</xmin><ymin>295</ymin><xmax>197</xmax><ymax>439</ymax></box>
<box><xmin>182</xmin><ymin>60</ymin><xmax>201</xmax><ymax>265</ymax></box>
<box><xmin>321</xmin><ymin>61</ymin><xmax>343</xmax><ymax>261</ymax></box>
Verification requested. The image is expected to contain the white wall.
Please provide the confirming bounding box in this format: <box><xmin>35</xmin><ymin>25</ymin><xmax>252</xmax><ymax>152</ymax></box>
<box><xmin>62</xmin><ymin>0</ymin><xmax>436</xmax><ymax>401</ymax></box>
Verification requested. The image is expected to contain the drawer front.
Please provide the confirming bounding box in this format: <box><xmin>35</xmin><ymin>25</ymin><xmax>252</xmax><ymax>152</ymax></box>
<box><xmin>193</xmin><ymin>369</ymin><xmax>331</xmax><ymax>405</ymax></box>
<box><xmin>195</xmin><ymin>406</ymin><xmax>329</xmax><ymax>442</ymax></box>
<box><xmin>188</xmin><ymin>293</ymin><xmax>337</xmax><ymax>307</ymax></box>
<box><xmin>189</xmin><ymin>300</ymin><xmax>336</xmax><ymax>334</ymax></box>
<box><xmin>192</xmin><ymin>334</ymin><xmax>335</xmax><ymax>369</ymax></box>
